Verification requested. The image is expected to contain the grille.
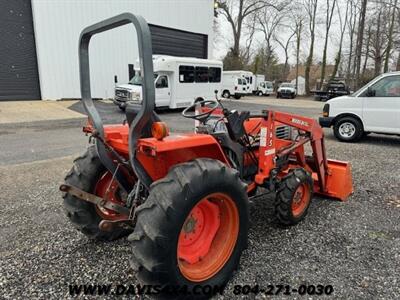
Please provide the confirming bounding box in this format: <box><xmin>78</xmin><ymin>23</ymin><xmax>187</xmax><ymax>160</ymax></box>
<box><xmin>275</xmin><ymin>125</ymin><xmax>291</xmax><ymax>140</ymax></box>
<box><xmin>280</xmin><ymin>89</ymin><xmax>291</xmax><ymax>94</ymax></box>
<box><xmin>115</xmin><ymin>89</ymin><xmax>129</xmax><ymax>100</ymax></box>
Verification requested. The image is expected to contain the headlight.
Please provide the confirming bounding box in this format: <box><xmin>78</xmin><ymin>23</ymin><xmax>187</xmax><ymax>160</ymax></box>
<box><xmin>131</xmin><ymin>92</ymin><xmax>140</xmax><ymax>101</ymax></box>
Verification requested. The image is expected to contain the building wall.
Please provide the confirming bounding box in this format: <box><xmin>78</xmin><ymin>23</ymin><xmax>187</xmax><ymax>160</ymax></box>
<box><xmin>31</xmin><ymin>0</ymin><xmax>214</xmax><ymax>99</ymax></box>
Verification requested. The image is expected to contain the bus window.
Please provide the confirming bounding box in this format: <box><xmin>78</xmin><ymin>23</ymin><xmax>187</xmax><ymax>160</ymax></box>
<box><xmin>209</xmin><ymin>67</ymin><xmax>221</xmax><ymax>82</ymax></box>
<box><xmin>179</xmin><ymin>65</ymin><xmax>195</xmax><ymax>83</ymax></box>
<box><xmin>195</xmin><ymin>66</ymin><xmax>209</xmax><ymax>82</ymax></box>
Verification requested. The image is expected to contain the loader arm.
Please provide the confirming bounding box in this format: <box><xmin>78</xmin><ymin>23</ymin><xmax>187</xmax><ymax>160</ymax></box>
<box><xmin>255</xmin><ymin>110</ymin><xmax>352</xmax><ymax>200</ymax></box>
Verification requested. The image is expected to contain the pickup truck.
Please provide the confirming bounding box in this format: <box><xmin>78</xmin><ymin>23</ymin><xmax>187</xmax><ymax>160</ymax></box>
<box><xmin>319</xmin><ymin>72</ymin><xmax>400</xmax><ymax>142</ymax></box>
<box><xmin>312</xmin><ymin>80</ymin><xmax>350</xmax><ymax>102</ymax></box>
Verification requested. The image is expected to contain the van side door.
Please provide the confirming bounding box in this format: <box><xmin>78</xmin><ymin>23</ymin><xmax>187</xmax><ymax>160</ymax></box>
<box><xmin>361</xmin><ymin>75</ymin><xmax>400</xmax><ymax>134</ymax></box>
<box><xmin>155</xmin><ymin>75</ymin><xmax>170</xmax><ymax>107</ymax></box>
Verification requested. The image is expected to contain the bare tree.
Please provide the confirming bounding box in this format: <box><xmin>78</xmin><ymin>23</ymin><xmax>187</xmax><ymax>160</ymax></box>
<box><xmin>275</xmin><ymin>31</ymin><xmax>296</xmax><ymax>80</ymax></box>
<box><xmin>242</xmin><ymin>14</ymin><xmax>258</xmax><ymax>65</ymax></box>
<box><xmin>320</xmin><ymin>0</ymin><xmax>337</xmax><ymax>84</ymax></box>
<box><xmin>345</xmin><ymin>0</ymin><xmax>358</xmax><ymax>85</ymax></box>
<box><xmin>361</xmin><ymin>24</ymin><xmax>372</xmax><ymax>77</ymax></box>
<box><xmin>384</xmin><ymin>0</ymin><xmax>398</xmax><ymax>72</ymax></box>
<box><xmin>256</xmin><ymin>3</ymin><xmax>288</xmax><ymax>68</ymax></box>
<box><xmin>354</xmin><ymin>0</ymin><xmax>368</xmax><ymax>88</ymax></box>
<box><xmin>368</xmin><ymin>4</ymin><xmax>389</xmax><ymax>76</ymax></box>
<box><xmin>217</xmin><ymin>0</ymin><xmax>268</xmax><ymax>67</ymax></box>
<box><xmin>330</xmin><ymin>0</ymin><xmax>349</xmax><ymax>80</ymax></box>
<box><xmin>294</xmin><ymin>17</ymin><xmax>304</xmax><ymax>90</ymax></box>
<box><xmin>304</xmin><ymin>0</ymin><xmax>319</xmax><ymax>95</ymax></box>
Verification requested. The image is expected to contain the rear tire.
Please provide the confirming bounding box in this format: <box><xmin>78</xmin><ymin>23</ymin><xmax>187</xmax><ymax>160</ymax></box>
<box><xmin>233</xmin><ymin>95</ymin><xmax>241</xmax><ymax>99</ymax></box>
<box><xmin>63</xmin><ymin>145</ymin><xmax>131</xmax><ymax>241</ymax></box>
<box><xmin>275</xmin><ymin>168</ymin><xmax>313</xmax><ymax>226</ymax></box>
<box><xmin>333</xmin><ymin>116</ymin><xmax>364</xmax><ymax>142</ymax></box>
<box><xmin>129</xmin><ymin>159</ymin><xmax>249</xmax><ymax>298</ymax></box>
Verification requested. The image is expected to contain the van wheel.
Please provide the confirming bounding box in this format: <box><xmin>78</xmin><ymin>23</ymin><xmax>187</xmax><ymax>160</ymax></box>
<box><xmin>257</xmin><ymin>91</ymin><xmax>263</xmax><ymax>96</ymax></box>
<box><xmin>233</xmin><ymin>95</ymin><xmax>241</xmax><ymax>100</ymax></box>
<box><xmin>222</xmin><ymin>90</ymin><xmax>230</xmax><ymax>98</ymax></box>
<box><xmin>333</xmin><ymin>116</ymin><xmax>364</xmax><ymax>142</ymax></box>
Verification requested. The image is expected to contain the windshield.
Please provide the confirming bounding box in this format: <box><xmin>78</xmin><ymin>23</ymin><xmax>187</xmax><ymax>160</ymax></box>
<box><xmin>129</xmin><ymin>73</ymin><xmax>158</xmax><ymax>85</ymax></box>
<box><xmin>265</xmin><ymin>82</ymin><xmax>273</xmax><ymax>88</ymax></box>
<box><xmin>280</xmin><ymin>83</ymin><xmax>294</xmax><ymax>88</ymax></box>
<box><xmin>352</xmin><ymin>75</ymin><xmax>385</xmax><ymax>96</ymax></box>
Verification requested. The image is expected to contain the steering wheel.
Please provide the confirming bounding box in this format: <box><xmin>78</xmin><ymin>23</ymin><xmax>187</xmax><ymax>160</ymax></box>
<box><xmin>182</xmin><ymin>100</ymin><xmax>220</xmax><ymax>122</ymax></box>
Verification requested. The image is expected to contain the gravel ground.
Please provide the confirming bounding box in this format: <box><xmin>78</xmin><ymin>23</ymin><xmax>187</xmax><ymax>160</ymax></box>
<box><xmin>1</xmin><ymin>101</ymin><xmax>399</xmax><ymax>299</ymax></box>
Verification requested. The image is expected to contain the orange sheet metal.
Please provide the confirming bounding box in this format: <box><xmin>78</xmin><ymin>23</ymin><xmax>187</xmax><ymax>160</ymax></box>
<box><xmin>313</xmin><ymin>159</ymin><xmax>353</xmax><ymax>201</ymax></box>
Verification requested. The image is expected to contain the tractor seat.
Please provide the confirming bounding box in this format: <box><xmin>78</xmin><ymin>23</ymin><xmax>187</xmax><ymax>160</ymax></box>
<box><xmin>125</xmin><ymin>103</ymin><xmax>161</xmax><ymax>138</ymax></box>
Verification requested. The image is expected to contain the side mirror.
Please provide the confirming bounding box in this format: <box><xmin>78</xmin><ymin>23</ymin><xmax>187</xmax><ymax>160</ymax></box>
<box><xmin>114</xmin><ymin>75</ymin><xmax>118</xmax><ymax>84</ymax></box>
<box><xmin>367</xmin><ymin>87</ymin><xmax>376</xmax><ymax>97</ymax></box>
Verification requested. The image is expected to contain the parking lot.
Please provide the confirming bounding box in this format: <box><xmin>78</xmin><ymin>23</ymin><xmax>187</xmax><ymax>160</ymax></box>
<box><xmin>1</xmin><ymin>96</ymin><xmax>399</xmax><ymax>299</ymax></box>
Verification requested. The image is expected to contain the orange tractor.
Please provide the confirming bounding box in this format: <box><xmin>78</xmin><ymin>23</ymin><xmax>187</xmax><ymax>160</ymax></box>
<box><xmin>61</xmin><ymin>13</ymin><xmax>353</xmax><ymax>296</ymax></box>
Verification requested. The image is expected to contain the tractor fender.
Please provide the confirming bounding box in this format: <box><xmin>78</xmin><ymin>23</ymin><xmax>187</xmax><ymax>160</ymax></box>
<box><xmin>136</xmin><ymin>134</ymin><xmax>230</xmax><ymax>181</ymax></box>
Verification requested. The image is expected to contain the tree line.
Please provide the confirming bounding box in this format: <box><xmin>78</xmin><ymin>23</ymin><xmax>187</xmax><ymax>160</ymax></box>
<box><xmin>215</xmin><ymin>0</ymin><xmax>400</xmax><ymax>94</ymax></box>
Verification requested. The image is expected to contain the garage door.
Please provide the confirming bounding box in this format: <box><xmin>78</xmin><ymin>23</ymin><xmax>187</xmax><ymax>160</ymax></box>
<box><xmin>0</xmin><ymin>0</ymin><xmax>41</xmax><ymax>100</ymax></box>
<box><xmin>149</xmin><ymin>24</ymin><xmax>208</xmax><ymax>59</ymax></box>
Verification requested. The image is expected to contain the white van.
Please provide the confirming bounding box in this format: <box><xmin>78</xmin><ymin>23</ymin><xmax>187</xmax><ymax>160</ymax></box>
<box><xmin>222</xmin><ymin>70</ymin><xmax>253</xmax><ymax>94</ymax></box>
<box><xmin>221</xmin><ymin>73</ymin><xmax>248</xmax><ymax>99</ymax></box>
<box><xmin>113</xmin><ymin>55</ymin><xmax>222</xmax><ymax>109</ymax></box>
<box><xmin>319</xmin><ymin>72</ymin><xmax>400</xmax><ymax>142</ymax></box>
<box><xmin>256</xmin><ymin>81</ymin><xmax>274</xmax><ymax>96</ymax></box>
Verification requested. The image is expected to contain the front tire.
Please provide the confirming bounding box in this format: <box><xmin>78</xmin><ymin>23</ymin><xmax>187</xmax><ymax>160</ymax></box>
<box><xmin>257</xmin><ymin>91</ymin><xmax>263</xmax><ymax>96</ymax></box>
<box><xmin>333</xmin><ymin>116</ymin><xmax>364</xmax><ymax>142</ymax></box>
<box><xmin>63</xmin><ymin>145</ymin><xmax>132</xmax><ymax>241</ymax></box>
<box><xmin>275</xmin><ymin>168</ymin><xmax>313</xmax><ymax>226</ymax></box>
<box><xmin>129</xmin><ymin>159</ymin><xmax>249</xmax><ymax>298</ymax></box>
<box><xmin>222</xmin><ymin>90</ymin><xmax>230</xmax><ymax>99</ymax></box>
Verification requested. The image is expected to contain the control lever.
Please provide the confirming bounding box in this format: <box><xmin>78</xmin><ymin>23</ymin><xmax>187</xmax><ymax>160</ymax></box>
<box><xmin>214</xmin><ymin>89</ymin><xmax>230</xmax><ymax>117</ymax></box>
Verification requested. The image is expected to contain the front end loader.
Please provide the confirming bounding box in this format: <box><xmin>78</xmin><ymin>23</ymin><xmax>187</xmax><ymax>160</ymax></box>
<box><xmin>60</xmin><ymin>13</ymin><xmax>353</xmax><ymax>298</ymax></box>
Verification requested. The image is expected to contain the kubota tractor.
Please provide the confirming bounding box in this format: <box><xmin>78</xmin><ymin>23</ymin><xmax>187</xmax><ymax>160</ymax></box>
<box><xmin>60</xmin><ymin>13</ymin><xmax>353</xmax><ymax>297</ymax></box>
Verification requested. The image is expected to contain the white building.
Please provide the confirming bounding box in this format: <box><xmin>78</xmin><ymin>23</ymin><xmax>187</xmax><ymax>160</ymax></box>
<box><xmin>0</xmin><ymin>0</ymin><xmax>214</xmax><ymax>100</ymax></box>
<box><xmin>291</xmin><ymin>76</ymin><xmax>306</xmax><ymax>96</ymax></box>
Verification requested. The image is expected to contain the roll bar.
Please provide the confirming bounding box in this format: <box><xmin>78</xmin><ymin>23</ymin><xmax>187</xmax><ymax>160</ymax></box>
<box><xmin>78</xmin><ymin>13</ymin><xmax>155</xmax><ymax>190</ymax></box>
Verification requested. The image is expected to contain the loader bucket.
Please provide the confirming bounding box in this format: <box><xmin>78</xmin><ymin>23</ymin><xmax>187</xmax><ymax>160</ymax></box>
<box><xmin>314</xmin><ymin>159</ymin><xmax>353</xmax><ymax>201</ymax></box>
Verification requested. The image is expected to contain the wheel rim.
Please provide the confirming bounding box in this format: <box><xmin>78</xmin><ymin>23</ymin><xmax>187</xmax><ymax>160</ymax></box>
<box><xmin>94</xmin><ymin>172</ymin><xmax>126</xmax><ymax>220</ymax></box>
<box><xmin>338</xmin><ymin>122</ymin><xmax>356</xmax><ymax>138</ymax></box>
<box><xmin>177</xmin><ymin>193</ymin><xmax>239</xmax><ymax>282</ymax></box>
<box><xmin>291</xmin><ymin>183</ymin><xmax>311</xmax><ymax>218</ymax></box>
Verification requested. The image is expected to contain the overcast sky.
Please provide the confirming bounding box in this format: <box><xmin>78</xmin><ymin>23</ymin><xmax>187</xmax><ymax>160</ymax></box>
<box><xmin>212</xmin><ymin>1</ymin><xmax>350</xmax><ymax>66</ymax></box>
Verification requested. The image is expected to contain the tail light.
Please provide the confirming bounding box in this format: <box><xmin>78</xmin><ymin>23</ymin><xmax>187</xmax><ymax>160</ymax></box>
<box><xmin>235</xmin><ymin>86</ymin><xmax>237</xmax><ymax>90</ymax></box>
